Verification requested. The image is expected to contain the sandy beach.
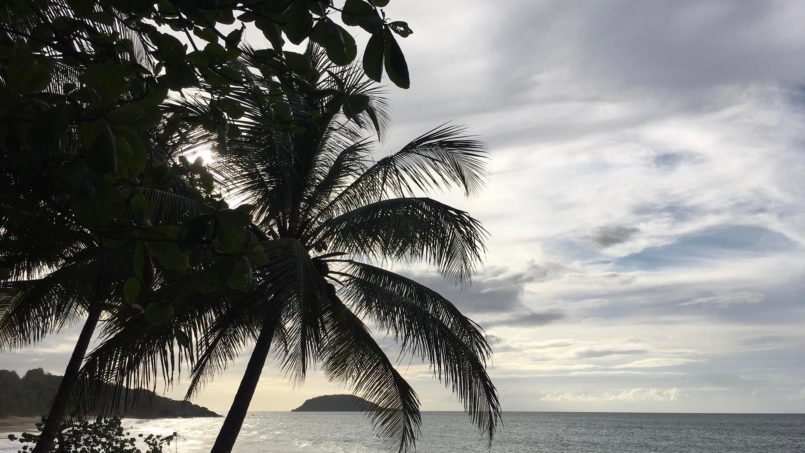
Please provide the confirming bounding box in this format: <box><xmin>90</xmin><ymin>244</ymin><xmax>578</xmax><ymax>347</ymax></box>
<box><xmin>0</xmin><ymin>417</ymin><xmax>38</xmax><ymax>434</ymax></box>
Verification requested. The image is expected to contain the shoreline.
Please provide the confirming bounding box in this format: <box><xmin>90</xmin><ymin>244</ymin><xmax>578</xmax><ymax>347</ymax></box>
<box><xmin>0</xmin><ymin>417</ymin><xmax>38</xmax><ymax>434</ymax></box>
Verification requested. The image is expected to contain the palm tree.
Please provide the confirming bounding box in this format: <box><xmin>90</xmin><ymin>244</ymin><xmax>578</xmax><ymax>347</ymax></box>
<box><xmin>200</xmin><ymin>48</ymin><xmax>499</xmax><ymax>452</ymax></box>
<box><xmin>74</xmin><ymin>47</ymin><xmax>500</xmax><ymax>452</ymax></box>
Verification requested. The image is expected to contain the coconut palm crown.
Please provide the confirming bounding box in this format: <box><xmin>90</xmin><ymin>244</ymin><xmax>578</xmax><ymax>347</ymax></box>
<box><xmin>214</xmin><ymin>47</ymin><xmax>499</xmax><ymax>451</ymax></box>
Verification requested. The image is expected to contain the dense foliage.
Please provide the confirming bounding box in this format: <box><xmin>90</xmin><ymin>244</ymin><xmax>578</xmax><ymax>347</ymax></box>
<box><xmin>0</xmin><ymin>1</ymin><xmax>501</xmax><ymax>452</ymax></box>
<box><xmin>0</xmin><ymin>0</ymin><xmax>413</xmax><ymax>330</ymax></box>
<box><xmin>7</xmin><ymin>417</ymin><xmax>176</xmax><ymax>453</ymax></box>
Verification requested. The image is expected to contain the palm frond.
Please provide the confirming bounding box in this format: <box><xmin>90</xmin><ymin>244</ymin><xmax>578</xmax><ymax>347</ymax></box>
<box><xmin>299</xmin><ymin>140</ymin><xmax>371</xmax><ymax>241</ymax></box>
<box><xmin>0</xmin><ymin>262</ymin><xmax>95</xmax><ymax>350</ymax></box>
<box><xmin>322</xmin><ymin>296</ymin><xmax>421</xmax><ymax>452</ymax></box>
<box><xmin>141</xmin><ymin>188</ymin><xmax>214</xmax><ymax>223</ymax></box>
<box><xmin>337</xmin><ymin>261</ymin><xmax>491</xmax><ymax>359</ymax></box>
<box><xmin>321</xmin><ymin>125</ymin><xmax>487</xmax><ymax>219</ymax></box>
<box><xmin>263</xmin><ymin>239</ymin><xmax>328</xmax><ymax>382</ymax></box>
<box><xmin>337</xmin><ymin>262</ymin><xmax>500</xmax><ymax>442</ymax></box>
<box><xmin>316</xmin><ymin>198</ymin><xmax>487</xmax><ymax>282</ymax></box>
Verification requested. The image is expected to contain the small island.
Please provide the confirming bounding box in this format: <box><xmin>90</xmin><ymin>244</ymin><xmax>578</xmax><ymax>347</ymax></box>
<box><xmin>292</xmin><ymin>394</ymin><xmax>381</xmax><ymax>412</ymax></box>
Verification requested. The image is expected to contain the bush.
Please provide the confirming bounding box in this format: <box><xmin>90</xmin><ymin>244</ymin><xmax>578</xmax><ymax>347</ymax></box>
<box><xmin>7</xmin><ymin>417</ymin><xmax>176</xmax><ymax>453</ymax></box>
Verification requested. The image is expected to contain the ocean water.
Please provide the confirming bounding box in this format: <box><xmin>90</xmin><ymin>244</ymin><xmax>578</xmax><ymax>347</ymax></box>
<box><xmin>2</xmin><ymin>412</ymin><xmax>804</xmax><ymax>452</ymax></box>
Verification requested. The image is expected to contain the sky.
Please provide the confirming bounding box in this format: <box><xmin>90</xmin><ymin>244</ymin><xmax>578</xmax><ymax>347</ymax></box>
<box><xmin>3</xmin><ymin>0</ymin><xmax>805</xmax><ymax>414</ymax></box>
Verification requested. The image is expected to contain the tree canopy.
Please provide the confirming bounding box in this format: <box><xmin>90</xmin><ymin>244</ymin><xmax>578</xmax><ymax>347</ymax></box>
<box><xmin>0</xmin><ymin>2</ymin><xmax>501</xmax><ymax>452</ymax></box>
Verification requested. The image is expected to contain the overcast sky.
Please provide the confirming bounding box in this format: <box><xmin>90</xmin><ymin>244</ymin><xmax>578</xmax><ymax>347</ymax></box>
<box><xmin>3</xmin><ymin>0</ymin><xmax>805</xmax><ymax>414</ymax></box>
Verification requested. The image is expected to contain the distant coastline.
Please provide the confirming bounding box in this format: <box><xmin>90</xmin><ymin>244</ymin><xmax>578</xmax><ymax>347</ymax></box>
<box><xmin>0</xmin><ymin>369</ymin><xmax>218</xmax><ymax>420</ymax></box>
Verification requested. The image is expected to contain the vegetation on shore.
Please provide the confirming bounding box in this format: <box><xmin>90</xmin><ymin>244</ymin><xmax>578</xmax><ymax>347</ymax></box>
<box><xmin>0</xmin><ymin>369</ymin><xmax>218</xmax><ymax>418</ymax></box>
<box><xmin>0</xmin><ymin>1</ymin><xmax>499</xmax><ymax>451</ymax></box>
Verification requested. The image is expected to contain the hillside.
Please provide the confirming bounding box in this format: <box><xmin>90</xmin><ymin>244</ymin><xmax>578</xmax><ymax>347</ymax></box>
<box><xmin>0</xmin><ymin>369</ymin><xmax>218</xmax><ymax>418</ymax></box>
<box><xmin>292</xmin><ymin>394</ymin><xmax>381</xmax><ymax>412</ymax></box>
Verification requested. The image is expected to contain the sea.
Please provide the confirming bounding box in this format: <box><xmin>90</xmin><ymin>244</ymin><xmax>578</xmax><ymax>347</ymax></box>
<box><xmin>2</xmin><ymin>412</ymin><xmax>804</xmax><ymax>452</ymax></box>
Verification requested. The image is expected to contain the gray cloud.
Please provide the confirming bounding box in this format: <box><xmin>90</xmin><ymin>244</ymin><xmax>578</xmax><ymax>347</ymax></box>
<box><xmin>493</xmin><ymin>0</ymin><xmax>805</xmax><ymax>93</ymax></box>
<box><xmin>592</xmin><ymin>226</ymin><xmax>640</xmax><ymax>248</ymax></box>
<box><xmin>6</xmin><ymin>0</ymin><xmax>805</xmax><ymax>414</ymax></box>
<box><xmin>407</xmin><ymin>262</ymin><xmax>564</xmax><ymax>314</ymax></box>
<box><xmin>484</xmin><ymin>310</ymin><xmax>565</xmax><ymax>328</ymax></box>
<box><xmin>573</xmin><ymin>348</ymin><xmax>648</xmax><ymax>359</ymax></box>
<box><xmin>616</xmin><ymin>225</ymin><xmax>796</xmax><ymax>270</ymax></box>
<box><xmin>652</xmin><ymin>152</ymin><xmax>696</xmax><ymax>172</ymax></box>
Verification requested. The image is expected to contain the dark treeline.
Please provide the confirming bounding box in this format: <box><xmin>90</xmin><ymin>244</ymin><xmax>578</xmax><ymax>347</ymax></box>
<box><xmin>0</xmin><ymin>369</ymin><xmax>217</xmax><ymax>418</ymax></box>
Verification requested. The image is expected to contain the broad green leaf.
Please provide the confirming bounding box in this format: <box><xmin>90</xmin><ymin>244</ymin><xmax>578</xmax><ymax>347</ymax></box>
<box><xmin>71</xmin><ymin>177</ymin><xmax>125</xmax><ymax>227</ymax></box>
<box><xmin>282</xmin><ymin>1</ymin><xmax>313</xmax><ymax>45</ymax></box>
<box><xmin>78</xmin><ymin>119</ymin><xmax>103</xmax><ymax>148</ymax></box>
<box><xmin>133</xmin><ymin>241</ymin><xmax>145</xmax><ymax>279</ymax></box>
<box><xmin>193</xmin><ymin>26</ymin><xmax>219</xmax><ymax>43</ymax></box>
<box><xmin>249</xmin><ymin>245</ymin><xmax>269</xmax><ymax>267</ymax></box>
<box><xmin>144</xmin><ymin>303</ymin><xmax>174</xmax><ymax>326</ymax></box>
<box><xmin>147</xmin><ymin>240</ymin><xmax>190</xmax><ymax>270</ymax></box>
<box><xmin>227</xmin><ymin>256</ymin><xmax>253</xmax><ymax>291</ymax></box>
<box><xmin>284</xmin><ymin>51</ymin><xmax>313</xmax><ymax>75</ymax></box>
<box><xmin>343</xmin><ymin>0</ymin><xmax>374</xmax><ymax>22</ymax></box>
<box><xmin>255</xmin><ymin>18</ymin><xmax>284</xmax><ymax>49</ymax></box>
<box><xmin>310</xmin><ymin>19</ymin><xmax>357</xmax><ymax>66</ymax></box>
<box><xmin>383</xmin><ymin>29</ymin><xmax>409</xmax><ymax>88</ymax></box>
<box><xmin>225</xmin><ymin>28</ymin><xmax>244</xmax><ymax>49</ymax></box>
<box><xmin>186</xmin><ymin>50</ymin><xmax>210</xmax><ymax>68</ymax></box>
<box><xmin>362</xmin><ymin>32</ymin><xmax>384</xmax><ymax>81</ymax></box>
<box><xmin>342</xmin><ymin>0</ymin><xmax>383</xmax><ymax>33</ymax></box>
<box><xmin>217</xmin><ymin>225</ymin><xmax>247</xmax><ymax>254</ymax></box>
<box><xmin>153</xmin><ymin>32</ymin><xmax>187</xmax><ymax>62</ymax></box>
<box><xmin>80</xmin><ymin>62</ymin><xmax>127</xmax><ymax>105</ymax></box>
<box><xmin>388</xmin><ymin>21</ymin><xmax>413</xmax><ymax>37</ymax></box>
<box><xmin>6</xmin><ymin>49</ymin><xmax>51</xmax><ymax>94</ymax></box>
<box><xmin>369</xmin><ymin>0</ymin><xmax>390</xmax><ymax>6</ymax></box>
<box><xmin>216</xmin><ymin>98</ymin><xmax>245</xmax><ymax>118</ymax></box>
<box><xmin>108</xmin><ymin>103</ymin><xmax>148</xmax><ymax>127</ymax></box>
<box><xmin>343</xmin><ymin>94</ymin><xmax>370</xmax><ymax>119</ymax></box>
<box><xmin>123</xmin><ymin>277</ymin><xmax>141</xmax><ymax>303</ymax></box>
<box><xmin>307</xmin><ymin>0</ymin><xmax>326</xmax><ymax>16</ymax></box>
<box><xmin>115</xmin><ymin>134</ymin><xmax>147</xmax><ymax>178</ymax></box>
<box><xmin>130</xmin><ymin>192</ymin><xmax>153</xmax><ymax>223</ymax></box>
<box><xmin>217</xmin><ymin>207</ymin><xmax>252</xmax><ymax>228</ymax></box>
<box><xmin>87</xmin><ymin>122</ymin><xmax>118</xmax><ymax>174</ymax></box>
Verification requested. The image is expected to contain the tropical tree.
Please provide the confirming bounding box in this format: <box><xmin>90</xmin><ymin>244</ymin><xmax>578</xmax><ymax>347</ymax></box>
<box><xmin>176</xmin><ymin>48</ymin><xmax>499</xmax><ymax>452</ymax></box>
<box><xmin>1</xmin><ymin>0</ymin><xmax>421</xmax><ymax>450</ymax></box>
<box><xmin>0</xmin><ymin>110</ymin><xmax>225</xmax><ymax>452</ymax></box>
<box><xmin>74</xmin><ymin>47</ymin><xmax>499</xmax><ymax>452</ymax></box>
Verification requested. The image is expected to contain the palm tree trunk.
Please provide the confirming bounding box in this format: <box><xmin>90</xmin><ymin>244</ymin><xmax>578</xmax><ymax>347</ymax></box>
<box><xmin>33</xmin><ymin>303</ymin><xmax>103</xmax><ymax>453</ymax></box>
<box><xmin>211</xmin><ymin>319</ymin><xmax>275</xmax><ymax>452</ymax></box>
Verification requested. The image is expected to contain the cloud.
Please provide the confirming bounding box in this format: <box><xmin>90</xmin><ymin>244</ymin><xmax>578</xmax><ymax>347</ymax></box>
<box><xmin>573</xmin><ymin>348</ymin><xmax>647</xmax><ymax>359</ymax></box>
<box><xmin>682</xmin><ymin>290</ymin><xmax>765</xmax><ymax>307</ymax></box>
<box><xmin>6</xmin><ymin>0</ymin><xmax>805</xmax><ymax>414</ymax></box>
<box><xmin>591</xmin><ymin>226</ymin><xmax>640</xmax><ymax>248</ymax></box>
<box><xmin>616</xmin><ymin>225</ymin><xmax>796</xmax><ymax>270</ymax></box>
<box><xmin>484</xmin><ymin>310</ymin><xmax>565</xmax><ymax>328</ymax></box>
<box><xmin>540</xmin><ymin>387</ymin><xmax>681</xmax><ymax>402</ymax></box>
<box><xmin>406</xmin><ymin>262</ymin><xmax>565</xmax><ymax>314</ymax></box>
<box><xmin>616</xmin><ymin>358</ymin><xmax>700</xmax><ymax>369</ymax></box>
